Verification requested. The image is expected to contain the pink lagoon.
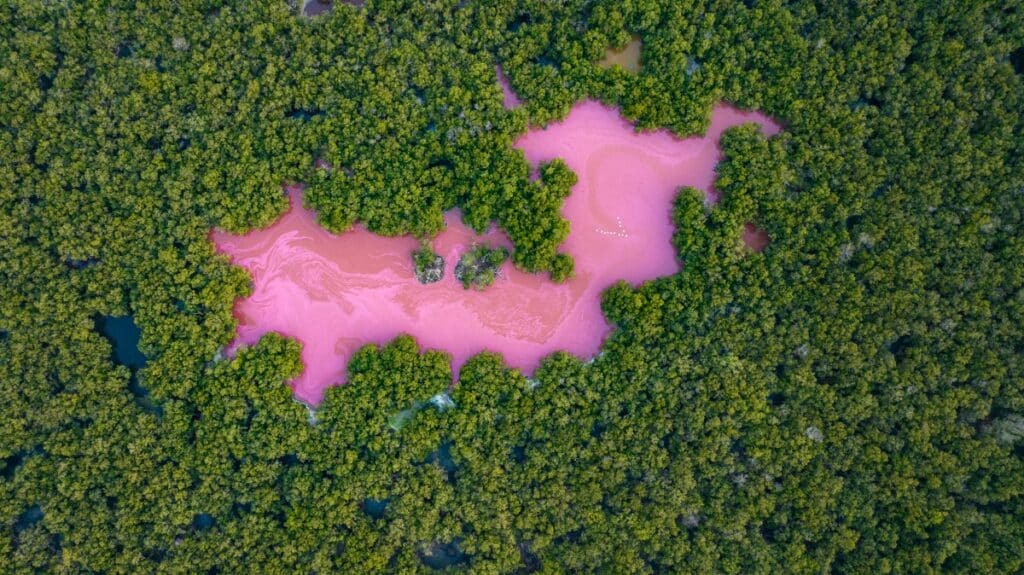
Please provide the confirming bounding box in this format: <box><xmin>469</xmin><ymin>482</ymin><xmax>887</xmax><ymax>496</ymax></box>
<box><xmin>212</xmin><ymin>100</ymin><xmax>780</xmax><ymax>404</ymax></box>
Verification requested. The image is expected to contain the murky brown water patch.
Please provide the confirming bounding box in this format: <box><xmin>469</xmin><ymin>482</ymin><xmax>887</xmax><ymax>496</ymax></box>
<box><xmin>599</xmin><ymin>35</ymin><xmax>642</xmax><ymax>73</ymax></box>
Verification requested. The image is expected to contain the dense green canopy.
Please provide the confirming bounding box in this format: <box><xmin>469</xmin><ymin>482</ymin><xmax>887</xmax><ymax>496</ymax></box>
<box><xmin>2</xmin><ymin>0</ymin><xmax>1023</xmax><ymax>572</ymax></box>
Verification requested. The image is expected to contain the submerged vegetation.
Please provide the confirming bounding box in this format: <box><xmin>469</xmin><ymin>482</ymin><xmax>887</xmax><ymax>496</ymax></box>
<box><xmin>454</xmin><ymin>244</ymin><xmax>509</xmax><ymax>290</ymax></box>
<box><xmin>1</xmin><ymin>0</ymin><xmax>1023</xmax><ymax>573</ymax></box>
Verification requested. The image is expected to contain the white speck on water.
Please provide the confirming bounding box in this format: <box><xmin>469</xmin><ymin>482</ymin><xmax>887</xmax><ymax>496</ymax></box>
<box><xmin>596</xmin><ymin>216</ymin><xmax>629</xmax><ymax>238</ymax></box>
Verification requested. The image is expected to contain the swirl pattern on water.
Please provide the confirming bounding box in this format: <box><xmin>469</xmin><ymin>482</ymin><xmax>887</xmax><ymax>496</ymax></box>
<box><xmin>212</xmin><ymin>100</ymin><xmax>780</xmax><ymax>404</ymax></box>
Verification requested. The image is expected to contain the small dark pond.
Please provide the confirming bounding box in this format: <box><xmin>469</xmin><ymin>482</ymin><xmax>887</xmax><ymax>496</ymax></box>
<box><xmin>425</xmin><ymin>442</ymin><xmax>457</xmax><ymax>482</ymax></box>
<box><xmin>2</xmin><ymin>452</ymin><xmax>24</xmax><ymax>480</ymax></box>
<box><xmin>95</xmin><ymin>315</ymin><xmax>146</xmax><ymax>370</ymax></box>
<box><xmin>285</xmin><ymin>107</ymin><xmax>325</xmax><ymax>121</ymax></box>
<box><xmin>362</xmin><ymin>498</ymin><xmax>389</xmax><ymax>519</ymax></box>
<box><xmin>517</xmin><ymin>540</ymin><xmax>541</xmax><ymax>573</ymax></box>
<box><xmin>419</xmin><ymin>539</ymin><xmax>468</xmax><ymax>570</ymax></box>
<box><xmin>303</xmin><ymin>0</ymin><xmax>365</xmax><ymax>16</ymax></box>
<box><xmin>303</xmin><ymin>0</ymin><xmax>332</xmax><ymax>16</ymax></box>
<box><xmin>15</xmin><ymin>505</ymin><xmax>44</xmax><ymax>533</ymax></box>
<box><xmin>115</xmin><ymin>41</ymin><xmax>134</xmax><ymax>59</ymax></box>
<box><xmin>95</xmin><ymin>315</ymin><xmax>160</xmax><ymax>414</ymax></box>
<box><xmin>1011</xmin><ymin>47</ymin><xmax>1024</xmax><ymax>75</ymax></box>
<box><xmin>2</xmin><ymin>446</ymin><xmax>43</xmax><ymax>481</ymax></box>
<box><xmin>192</xmin><ymin>513</ymin><xmax>216</xmax><ymax>531</ymax></box>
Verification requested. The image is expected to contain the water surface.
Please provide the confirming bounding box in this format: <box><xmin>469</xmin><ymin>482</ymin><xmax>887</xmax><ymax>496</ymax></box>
<box><xmin>213</xmin><ymin>101</ymin><xmax>779</xmax><ymax>404</ymax></box>
<box><xmin>742</xmin><ymin>223</ymin><xmax>771</xmax><ymax>252</ymax></box>
<box><xmin>302</xmin><ymin>0</ymin><xmax>333</xmax><ymax>17</ymax></box>
<box><xmin>95</xmin><ymin>314</ymin><xmax>161</xmax><ymax>413</ymax></box>
<box><xmin>95</xmin><ymin>315</ymin><xmax>146</xmax><ymax>369</ymax></box>
<box><xmin>599</xmin><ymin>36</ymin><xmax>642</xmax><ymax>73</ymax></box>
<box><xmin>496</xmin><ymin>65</ymin><xmax>522</xmax><ymax>108</ymax></box>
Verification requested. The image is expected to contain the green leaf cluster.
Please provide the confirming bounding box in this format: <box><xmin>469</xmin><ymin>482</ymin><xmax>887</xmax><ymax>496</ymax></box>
<box><xmin>454</xmin><ymin>244</ymin><xmax>510</xmax><ymax>290</ymax></box>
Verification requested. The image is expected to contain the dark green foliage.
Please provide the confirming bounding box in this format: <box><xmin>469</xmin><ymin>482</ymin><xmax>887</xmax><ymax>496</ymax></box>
<box><xmin>454</xmin><ymin>244</ymin><xmax>510</xmax><ymax>290</ymax></box>
<box><xmin>2</xmin><ymin>0</ymin><xmax>1024</xmax><ymax>573</ymax></box>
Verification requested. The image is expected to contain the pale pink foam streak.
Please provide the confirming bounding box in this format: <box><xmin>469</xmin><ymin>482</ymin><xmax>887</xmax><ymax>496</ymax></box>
<box><xmin>212</xmin><ymin>100</ymin><xmax>780</xmax><ymax>404</ymax></box>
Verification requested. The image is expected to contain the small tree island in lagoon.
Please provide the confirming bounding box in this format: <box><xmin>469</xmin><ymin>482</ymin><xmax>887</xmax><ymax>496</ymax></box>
<box><xmin>454</xmin><ymin>244</ymin><xmax>509</xmax><ymax>290</ymax></box>
<box><xmin>412</xmin><ymin>240</ymin><xmax>445</xmax><ymax>285</ymax></box>
<box><xmin>2</xmin><ymin>1</ymin><xmax>1023</xmax><ymax>573</ymax></box>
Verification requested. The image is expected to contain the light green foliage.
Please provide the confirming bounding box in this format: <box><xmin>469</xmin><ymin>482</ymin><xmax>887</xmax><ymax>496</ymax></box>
<box><xmin>2</xmin><ymin>0</ymin><xmax>1023</xmax><ymax>573</ymax></box>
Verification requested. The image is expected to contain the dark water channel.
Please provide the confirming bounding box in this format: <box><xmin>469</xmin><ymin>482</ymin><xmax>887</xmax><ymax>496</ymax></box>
<box><xmin>95</xmin><ymin>315</ymin><xmax>146</xmax><ymax>369</ymax></box>
<box><xmin>95</xmin><ymin>315</ymin><xmax>160</xmax><ymax>414</ymax></box>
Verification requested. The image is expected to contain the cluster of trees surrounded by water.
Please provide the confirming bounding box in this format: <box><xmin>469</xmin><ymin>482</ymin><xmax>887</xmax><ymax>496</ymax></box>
<box><xmin>3</xmin><ymin>0</ymin><xmax>1024</xmax><ymax>572</ymax></box>
<box><xmin>413</xmin><ymin>241</ymin><xmax>445</xmax><ymax>285</ymax></box>
<box><xmin>454</xmin><ymin>245</ymin><xmax>509</xmax><ymax>290</ymax></box>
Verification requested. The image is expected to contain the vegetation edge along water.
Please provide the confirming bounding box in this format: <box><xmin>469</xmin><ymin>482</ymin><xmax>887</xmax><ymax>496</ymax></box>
<box><xmin>2</xmin><ymin>1</ymin><xmax>1023</xmax><ymax>573</ymax></box>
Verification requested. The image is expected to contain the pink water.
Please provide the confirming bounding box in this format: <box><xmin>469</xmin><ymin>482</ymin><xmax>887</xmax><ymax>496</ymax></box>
<box><xmin>742</xmin><ymin>223</ymin><xmax>771</xmax><ymax>252</ymax></box>
<box><xmin>212</xmin><ymin>101</ymin><xmax>780</xmax><ymax>404</ymax></box>
<box><xmin>496</xmin><ymin>65</ymin><xmax>522</xmax><ymax>109</ymax></box>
